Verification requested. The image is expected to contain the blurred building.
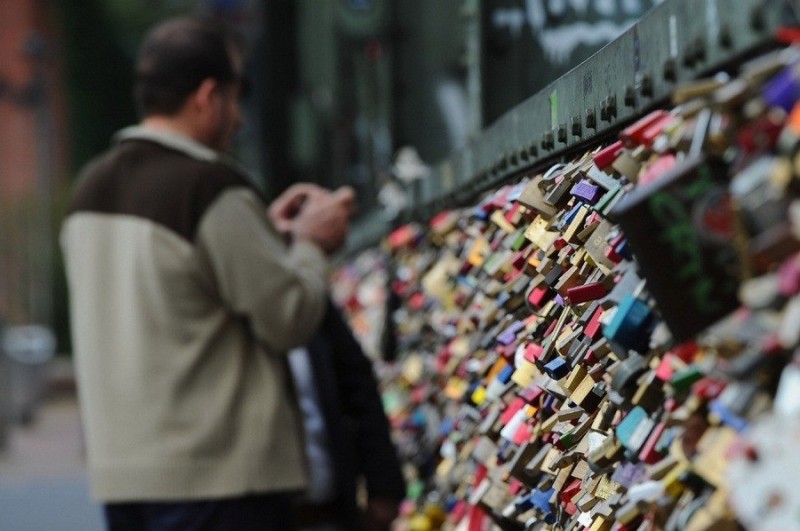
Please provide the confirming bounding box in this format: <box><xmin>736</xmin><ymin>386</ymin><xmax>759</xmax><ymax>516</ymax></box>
<box><xmin>249</xmin><ymin>0</ymin><xmax>658</xmax><ymax>247</ymax></box>
<box><xmin>250</xmin><ymin>0</ymin><xmax>472</xmax><ymax>212</ymax></box>
<box><xmin>0</xmin><ymin>0</ymin><xmax>69</xmax><ymax>329</ymax></box>
<box><xmin>0</xmin><ymin>0</ymin><xmax>652</xmax><ymax>348</ymax></box>
<box><xmin>481</xmin><ymin>0</ymin><xmax>662</xmax><ymax>124</ymax></box>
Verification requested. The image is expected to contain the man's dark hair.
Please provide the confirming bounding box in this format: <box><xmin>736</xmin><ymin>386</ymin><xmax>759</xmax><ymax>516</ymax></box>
<box><xmin>133</xmin><ymin>16</ymin><xmax>245</xmax><ymax>117</ymax></box>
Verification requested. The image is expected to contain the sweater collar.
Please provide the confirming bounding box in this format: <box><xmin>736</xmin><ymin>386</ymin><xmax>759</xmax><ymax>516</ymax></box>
<box><xmin>114</xmin><ymin>126</ymin><xmax>219</xmax><ymax>162</ymax></box>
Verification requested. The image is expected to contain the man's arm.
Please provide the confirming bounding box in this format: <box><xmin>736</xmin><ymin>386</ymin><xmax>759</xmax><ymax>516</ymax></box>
<box><xmin>195</xmin><ymin>187</ymin><xmax>338</xmax><ymax>352</ymax></box>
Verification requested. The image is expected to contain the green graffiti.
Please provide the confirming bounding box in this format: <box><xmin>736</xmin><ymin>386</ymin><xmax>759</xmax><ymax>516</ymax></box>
<box><xmin>690</xmin><ymin>276</ymin><xmax>721</xmax><ymax>314</ymax></box>
<box><xmin>648</xmin><ymin>185</ymin><xmax>720</xmax><ymax>315</ymax></box>
<box><xmin>682</xmin><ymin>171</ymin><xmax>716</xmax><ymax>200</ymax></box>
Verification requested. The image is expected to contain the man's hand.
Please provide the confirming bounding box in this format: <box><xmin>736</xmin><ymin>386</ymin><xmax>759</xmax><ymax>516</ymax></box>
<box><xmin>268</xmin><ymin>183</ymin><xmax>329</xmax><ymax>234</ymax></box>
<box><xmin>269</xmin><ymin>183</ymin><xmax>356</xmax><ymax>255</ymax></box>
<box><xmin>361</xmin><ymin>498</ymin><xmax>400</xmax><ymax>531</ymax></box>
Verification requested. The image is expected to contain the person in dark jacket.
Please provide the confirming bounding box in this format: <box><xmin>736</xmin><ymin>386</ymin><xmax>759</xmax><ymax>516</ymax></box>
<box><xmin>288</xmin><ymin>299</ymin><xmax>407</xmax><ymax>531</ymax></box>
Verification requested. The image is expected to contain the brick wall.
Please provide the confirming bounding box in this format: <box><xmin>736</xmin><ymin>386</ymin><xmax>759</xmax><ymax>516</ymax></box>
<box><xmin>0</xmin><ymin>0</ymin><xmax>69</xmax><ymax>326</ymax></box>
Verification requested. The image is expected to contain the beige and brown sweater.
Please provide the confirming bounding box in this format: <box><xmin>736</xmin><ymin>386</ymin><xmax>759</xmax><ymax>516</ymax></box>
<box><xmin>60</xmin><ymin>127</ymin><xmax>328</xmax><ymax>502</ymax></box>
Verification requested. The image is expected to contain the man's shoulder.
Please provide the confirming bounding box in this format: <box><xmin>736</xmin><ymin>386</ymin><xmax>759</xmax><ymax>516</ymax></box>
<box><xmin>68</xmin><ymin>139</ymin><xmax>261</xmax><ymax>241</ymax></box>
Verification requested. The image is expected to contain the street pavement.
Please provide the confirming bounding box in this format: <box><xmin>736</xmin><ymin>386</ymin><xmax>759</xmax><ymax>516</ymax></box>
<box><xmin>0</xmin><ymin>391</ymin><xmax>104</xmax><ymax>531</ymax></box>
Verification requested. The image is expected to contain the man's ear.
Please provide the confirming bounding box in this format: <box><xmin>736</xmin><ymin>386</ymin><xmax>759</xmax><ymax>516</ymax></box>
<box><xmin>192</xmin><ymin>78</ymin><xmax>220</xmax><ymax>112</ymax></box>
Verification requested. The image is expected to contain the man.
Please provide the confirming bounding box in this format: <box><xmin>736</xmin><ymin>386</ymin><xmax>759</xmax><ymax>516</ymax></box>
<box><xmin>60</xmin><ymin>15</ymin><xmax>354</xmax><ymax>530</ymax></box>
<box><xmin>288</xmin><ymin>300</ymin><xmax>406</xmax><ymax>531</ymax></box>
